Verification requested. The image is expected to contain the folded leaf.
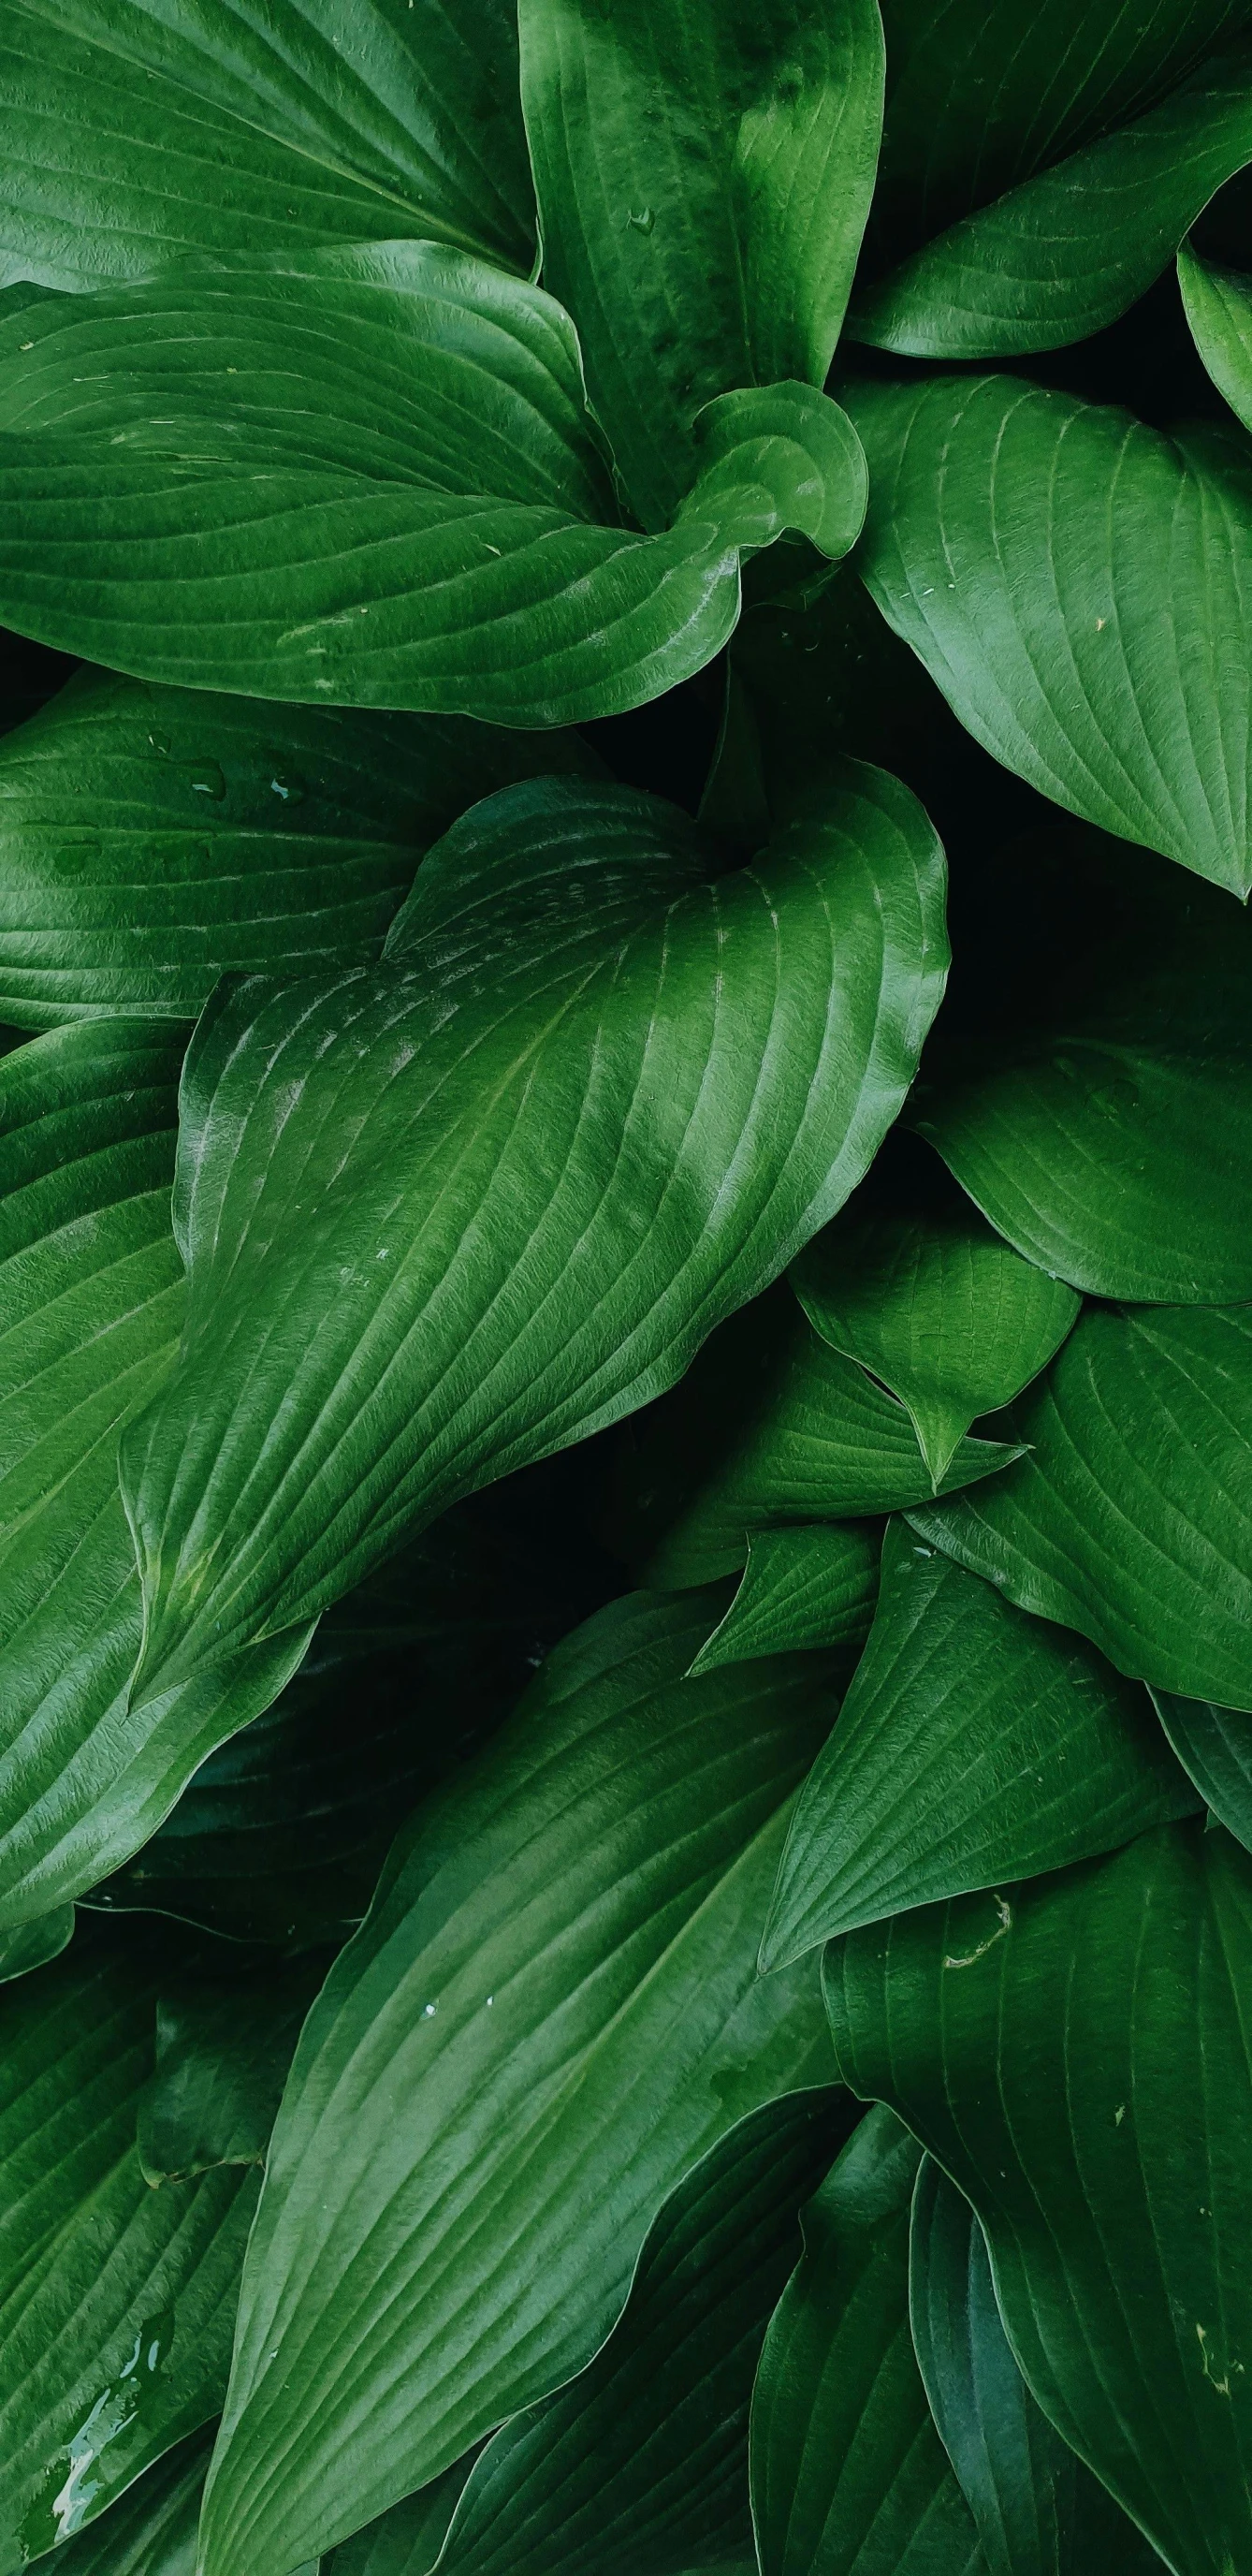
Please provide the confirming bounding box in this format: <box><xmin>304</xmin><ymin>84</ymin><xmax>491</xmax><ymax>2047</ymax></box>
<box><xmin>846</xmin><ymin>372</ymin><xmax>1252</xmax><ymax>898</ymax></box>
<box><xmin>689</xmin><ymin>1523</ymin><xmax>881</xmax><ymax>1676</ymax></box>
<box><xmin>138</xmin><ymin>1960</ymin><xmax>325</xmax><ymax>2183</ymax></box>
<box><xmin>909</xmin><ymin>1302</ymin><xmax>1252</xmax><ymax>1710</ymax></box>
<box><xmin>825</xmin><ymin>1819</ymin><xmax>1252</xmax><ymax>2576</ymax></box>
<box><xmin>762</xmin><ymin>1522</ymin><xmax>1198</xmax><ymax>1967</ymax></box>
<box><xmin>749</xmin><ymin>2103</ymin><xmax>983</xmax><ymax>2576</ymax></box>
<box><xmin>1151</xmin><ymin>1689</ymin><xmax>1252</xmax><ymax>1854</ymax></box>
<box><xmin>117</xmin><ymin>764</ymin><xmax>946</xmax><ymax>1707</ymax></box>
<box><xmin>0</xmin><ymin>1903</ymin><xmax>74</xmax><ymax>1983</ymax></box>
<box><xmin>0</xmin><ymin>665</ymin><xmax>590</xmax><ymax>1028</ymax></box>
<box><xmin>0</xmin><ymin>1022</ymin><xmax>310</xmax><ymax>1929</ymax></box>
<box><xmin>436</xmin><ymin>2091</ymin><xmax>854</xmax><ymax>2576</ymax></box>
<box><xmin>793</xmin><ymin>1185</ymin><xmax>1078</xmax><ymax>1486</ymax></box>
<box><xmin>0</xmin><ymin>252</ymin><xmax>866</xmax><ymax>723</ymax></box>
<box><xmin>1180</xmin><ymin>238</ymin><xmax>1252</xmax><ymax>426</ymax></box>
<box><xmin>518</xmin><ymin>0</ymin><xmax>882</xmax><ymax>525</ymax></box>
<box><xmin>0</xmin><ymin>1921</ymin><xmax>256</xmax><ymax>2569</ymax></box>
<box><xmin>197</xmin><ymin>1588</ymin><xmax>840</xmax><ymax>2576</ymax></box>
<box><xmin>52</xmin><ymin>2428</ymin><xmax>213</xmax><ymax>2576</ymax></box>
<box><xmin>0</xmin><ymin>0</ymin><xmax>535</xmax><ymax>286</ymax></box>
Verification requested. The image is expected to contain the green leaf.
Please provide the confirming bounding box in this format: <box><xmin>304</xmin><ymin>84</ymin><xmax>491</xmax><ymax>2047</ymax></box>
<box><xmin>0</xmin><ymin>1021</ymin><xmax>311</xmax><ymax>1931</ymax></box>
<box><xmin>435</xmin><ymin>2091</ymin><xmax>855</xmax><ymax>2576</ymax></box>
<box><xmin>1179</xmin><ymin>238</ymin><xmax>1252</xmax><ymax>427</ymax></box>
<box><xmin>0</xmin><ymin>665</ymin><xmax>592</xmax><ymax>1029</ymax></box>
<box><xmin>0</xmin><ymin>1904</ymin><xmax>75</xmax><ymax>1983</ymax></box>
<box><xmin>0</xmin><ymin>256</ymin><xmax>866</xmax><ymax>724</ymax></box>
<box><xmin>1150</xmin><ymin>1690</ymin><xmax>1252</xmax><ymax>1855</ymax></box>
<box><xmin>792</xmin><ymin>1180</ymin><xmax>1078</xmax><ymax>1487</ymax></box>
<box><xmin>749</xmin><ymin>2104</ymin><xmax>983</xmax><ymax>2576</ymax></box>
<box><xmin>910</xmin><ymin>2159</ymin><xmax>1163</xmax><ymax>2576</ymax></box>
<box><xmin>850</xmin><ymin>41</ymin><xmax>1252</xmax><ymax>359</ymax></box>
<box><xmin>52</xmin><ymin>2429</ymin><xmax>212</xmax><ymax>2576</ymax></box>
<box><xmin>910</xmin><ymin>821</ymin><xmax>1252</xmax><ymax>1303</ymax></box>
<box><xmin>137</xmin><ymin>1960</ymin><xmax>325</xmax><ymax>2183</ymax></box>
<box><xmin>323</xmin><ymin>2469</ymin><xmax>474</xmax><ymax>2576</ymax></box>
<box><xmin>0</xmin><ymin>1921</ymin><xmax>257</xmax><ymax>2569</ymax></box>
<box><xmin>689</xmin><ymin>1523</ymin><xmax>881</xmax><ymax>1676</ymax></box>
<box><xmin>909</xmin><ymin>1302</ymin><xmax>1252</xmax><ymax>1712</ymax></box>
<box><xmin>612</xmin><ymin>1294</ymin><xmax>1022</xmax><ymax>1591</ymax></box>
<box><xmin>0</xmin><ymin>0</ymin><xmax>535</xmax><ymax>285</ymax></box>
<box><xmin>197</xmin><ymin>1588</ymin><xmax>841</xmax><ymax>2576</ymax></box>
<box><xmin>517</xmin><ymin>0</ymin><xmax>883</xmax><ymax>526</ymax></box>
<box><xmin>825</xmin><ymin>1819</ymin><xmax>1252</xmax><ymax>2576</ymax></box>
<box><xmin>762</xmin><ymin>1522</ymin><xmax>1198</xmax><ymax>1968</ymax></box>
<box><xmin>846</xmin><ymin>371</ymin><xmax>1252</xmax><ymax>898</ymax></box>
<box><xmin>116</xmin><ymin>764</ymin><xmax>946</xmax><ymax>1708</ymax></box>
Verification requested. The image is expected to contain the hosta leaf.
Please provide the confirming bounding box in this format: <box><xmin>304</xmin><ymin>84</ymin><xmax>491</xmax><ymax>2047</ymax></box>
<box><xmin>1180</xmin><ymin>238</ymin><xmax>1252</xmax><ymax>425</ymax></box>
<box><xmin>910</xmin><ymin>2161</ymin><xmax>1159</xmax><ymax>2576</ymax></box>
<box><xmin>614</xmin><ymin>1295</ymin><xmax>1021</xmax><ymax>1591</ymax></box>
<box><xmin>518</xmin><ymin>0</ymin><xmax>883</xmax><ymax>527</ymax></box>
<box><xmin>846</xmin><ymin>372</ymin><xmax>1252</xmax><ymax>897</ymax></box>
<box><xmin>762</xmin><ymin>1522</ymin><xmax>1198</xmax><ymax>1968</ymax></box>
<box><xmin>910</xmin><ymin>1302</ymin><xmax>1252</xmax><ymax>1711</ymax></box>
<box><xmin>116</xmin><ymin>764</ymin><xmax>946</xmax><ymax>1708</ymax></box>
<box><xmin>851</xmin><ymin>41</ymin><xmax>1252</xmax><ymax>359</ymax></box>
<box><xmin>825</xmin><ymin>1819</ymin><xmax>1252</xmax><ymax>2576</ymax></box>
<box><xmin>435</xmin><ymin>2091</ymin><xmax>854</xmax><ymax>2576</ymax></box>
<box><xmin>749</xmin><ymin>2104</ymin><xmax>983</xmax><ymax>2576</ymax></box>
<box><xmin>0</xmin><ymin>1921</ymin><xmax>256</xmax><ymax>2569</ymax></box>
<box><xmin>53</xmin><ymin>2429</ymin><xmax>212</xmax><ymax>2576</ymax></box>
<box><xmin>1151</xmin><ymin>1690</ymin><xmax>1252</xmax><ymax>1853</ymax></box>
<box><xmin>137</xmin><ymin>1961</ymin><xmax>325</xmax><ymax>2183</ymax></box>
<box><xmin>0</xmin><ymin>0</ymin><xmax>534</xmax><ymax>286</ymax></box>
<box><xmin>792</xmin><ymin>1183</ymin><xmax>1078</xmax><ymax>1487</ymax></box>
<box><xmin>197</xmin><ymin>1588</ymin><xmax>840</xmax><ymax>2576</ymax></box>
<box><xmin>689</xmin><ymin>1523</ymin><xmax>881</xmax><ymax>1676</ymax></box>
<box><xmin>0</xmin><ymin>1021</ymin><xmax>310</xmax><ymax>1929</ymax></box>
<box><xmin>911</xmin><ymin>822</ymin><xmax>1252</xmax><ymax>1303</ymax></box>
<box><xmin>324</xmin><ymin>2471</ymin><xmax>473</xmax><ymax>2576</ymax></box>
<box><xmin>0</xmin><ymin>666</ymin><xmax>590</xmax><ymax>1029</ymax></box>
<box><xmin>0</xmin><ymin>254</ymin><xmax>866</xmax><ymax>724</ymax></box>
<box><xmin>0</xmin><ymin>1904</ymin><xmax>74</xmax><ymax>1983</ymax></box>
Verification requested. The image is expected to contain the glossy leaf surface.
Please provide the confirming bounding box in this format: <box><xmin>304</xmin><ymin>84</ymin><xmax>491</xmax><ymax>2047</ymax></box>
<box><xmin>848</xmin><ymin>372</ymin><xmax>1252</xmax><ymax>897</ymax></box>
<box><xmin>750</xmin><ymin>2103</ymin><xmax>982</xmax><ymax>2576</ymax></box>
<box><xmin>1180</xmin><ymin>239</ymin><xmax>1252</xmax><ymax>425</ymax></box>
<box><xmin>763</xmin><ymin>1522</ymin><xmax>1198</xmax><ymax>1967</ymax></box>
<box><xmin>1151</xmin><ymin>1689</ymin><xmax>1252</xmax><ymax>1852</ymax></box>
<box><xmin>826</xmin><ymin>1819</ymin><xmax>1252</xmax><ymax>2576</ymax></box>
<box><xmin>118</xmin><ymin>766</ymin><xmax>946</xmax><ymax>1707</ymax></box>
<box><xmin>197</xmin><ymin>1588</ymin><xmax>840</xmax><ymax>2576</ymax></box>
<box><xmin>689</xmin><ymin>1523</ymin><xmax>881</xmax><ymax>1676</ymax></box>
<box><xmin>52</xmin><ymin>2430</ymin><xmax>212</xmax><ymax>2576</ymax></box>
<box><xmin>910</xmin><ymin>1302</ymin><xmax>1252</xmax><ymax>1710</ymax></box>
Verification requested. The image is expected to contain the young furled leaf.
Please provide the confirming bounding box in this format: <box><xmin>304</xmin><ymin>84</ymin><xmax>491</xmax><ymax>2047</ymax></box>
<box><xmin>196</xmin><ymin>1588</ymin><xmax>840</xmax><ymax>2576</ymax></box>
<box><xmin>117</xmin><ymin>765</ymin><xmax>947</xmax><ymax>1712</ymax></box>
<box><xmin>688</xmin><ymin>1523</ymin><xmax>881</xmax><ymax>1677</ymax></box>
<box><xmin>826</xmin><ymin>1819</ymin><xmax>1252</xmax><ymax>2576</ymax></box>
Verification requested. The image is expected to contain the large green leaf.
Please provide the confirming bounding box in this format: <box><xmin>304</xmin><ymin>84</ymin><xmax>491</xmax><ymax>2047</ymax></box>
<box><xmin>1180</xmin><ymin>238</ymin><xmax>1252</xmax><ymax>425</ymax></box>
<box><xmin>749</xmin><ymin>2104</ymin><xmax>983</xmax><ymax>2576</ymax></box>
<box><xmin>909</xmin><ymin>2160</ymin><xmax>1159</xmax><ymax>2575</ymax></box>
<box><xmin>910</xmin><ymin>822</ymin><xmax>1252</xmax><ymax>1303</ymax></box>
<box><xmin>0</xmin><ymin>252</ymin><xmax>866</xmax><ymax>724</ymax></box>
<box><xmin>197</xmin><ymin>1588</ymin><xmax>840</xmax><ymax>2576</ymax></box>
<box><xmin>0</xmin><ymin>0</ymin><xmax>535</xmax><ymax>285</ymax></box>
<box><xmin>825</xmin><ymin>1819</ymin><xmax>1252</xmax><ymax>2576</ymax></box>
<box><xmin>0</xmin><ymin>1021</ymin><xmax>309</xmax><ymax>1930</ymax></box>
<box><xmin>0</xmin><ymin>1921</ymin><xmax>256</xmax><ymax>2569</ymax></box>
<box><xmin>689</xmin><ymin>1523</ymin><xmax>881</xmax><ymax>1676</ymax></box>
<box><xmin>612</xmin><ymin>1295</ymin><xmax>1021</xmax><ymax>1590</ymax></box>
<box><xmin>137</xmin><ymin>1959</ymin><xmax>325</xmax><ymax>2184</ymax></box>
<box><xmin>762</xmin><ymin>1522</ymin><xmax>1198</xmax><ymax>1968</ymax></box>
<box><xmin>792</xmin><ymin>1181</ymin><xmax>1078</xmax><ymax>1487</ymax></box>
<box><xmin>0</xmin><ymin>666</ymin><xmax>590</xmax><ymax>1028</ymax></box>
<box><xmin>53</xmin><ymin>2430</ymin><xmax>212</xmax><ymax>2576</ymax></box>
<box><xmin>851</xmin><ymin>40</ymin><xmax>1252</xmax><ymax>359</ymax></box>
<box><xmin>846</xmin><ymin>372</ymin><xmax>1252</xmax><ymax>898</ymax></box>
<box><xmin>1151</xmin><ymin>1690</ymin><xmax>1252</xmax><ymax>1853</ymax></box>
<box><xmin>324</xmin><ymin>2472</ymin><xmax>473</xmax><ymax>2576</ymax></box>
<box><xmin>518</xmin><ymin>0</ymin><xmax>882</xmax><ymax>527</ymax></box>
<box><xmin>435</xmin><ymin>2091</ymin><xmax>854</xmax><ymax>2576</ymax></box>
<box><xmin>909</xmin><ymin>1302</ymin><xmax>1252</xmax><ymax>1711</ymax></box>
<box><xmin>116</xmin><ymin>764</ymin><xmax>946</xmax><ymax>1710</ymax></box>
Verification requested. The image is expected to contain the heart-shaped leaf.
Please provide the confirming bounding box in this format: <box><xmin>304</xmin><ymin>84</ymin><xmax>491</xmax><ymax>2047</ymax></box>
<box><xmin>0</xmin><ymin>253</ymin><xmax>866</xmax><ymax>724</ymax></box>
<box><xmin>0</xmin><ymin>1920</ymin><xmax>256</xmax><ymax>2569</ymax></box>
<box><xmin>1150</xmin><ymin>1690</ymin><xmax>1252</xmax><ymax>1855</ymax></box>
<box><xmin>518</xmin><ymin>0</ymin><xmax>883</xmax><ymax>526</ymax></box>
<box><xmin>116</xmin><ymin>764</ymin><xmax>946</xmax><ymax>1709</ymax></box>
<box><xmin>750</xmin><ymin>2103</ymin><xmax>983</xmax><ymax>2576</ymax></box>
<box><xmin>197</xmin><ymin>1588</ymin><xmax>839</xmax><ymax>2576</ymax></box>
<box><xmin>825</xmin><ymin>1819</ymin><xmax>1252</xmax><ymax>2576</ymax></box>
<box><xmin>0</xmin><ymin>666</ymin><xmax>590</xmax><ymax>1029</ymax></box>
<box><xmin>0</xmin><ymin>0</ymin><xmax>535</xmax><ymax>286</ymax></box>
<box><xmin>52</xmin><ymin>2427</ymin><xmax>213</xmax><ymax>2576</ymax></box>
<box><xmin>846</xmin><ymin>371</ymin><xmax>1252</xmax><ymax>897</ymax></box>
<box><xmin>909</xmin><ymin>1301</ymin><xmax>1252</xmax><ymax>1710</ymax></box>
<box><xmin>0</xmin><ymin>1022</ymin><xmax>310</xmax><ymax>1930</ymax></box>
<box><xmin>1180</xmin><ymin>238</ymin><xmax>1252</xmax><ymax>425</ymax></box>
<box><xmin>689</xmin><ymin>1523</ymin><xmax>881</xmax><ymax>1676</ymax></box>
<box><xmin>762</xmin><ymin>1521</ymin><xmax>1199</xmax><ymax>1968</ymax></box>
